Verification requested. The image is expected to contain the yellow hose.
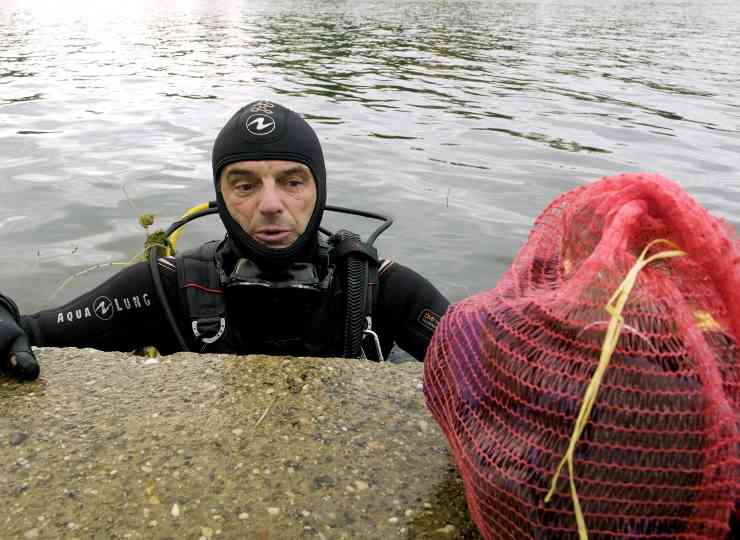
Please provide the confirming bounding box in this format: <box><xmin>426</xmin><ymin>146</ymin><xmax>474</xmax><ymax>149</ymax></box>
<box><xmin>167</xmin><ymin>202</ymin><xmax>211</xmax><ymax>255</ymax></box>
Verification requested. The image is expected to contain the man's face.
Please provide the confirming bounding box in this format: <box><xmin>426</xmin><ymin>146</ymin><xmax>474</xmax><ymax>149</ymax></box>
<box><xmin>219</xmin><ymin>160</ymin><xmax>317</xmax><ymax>249</ymax></box>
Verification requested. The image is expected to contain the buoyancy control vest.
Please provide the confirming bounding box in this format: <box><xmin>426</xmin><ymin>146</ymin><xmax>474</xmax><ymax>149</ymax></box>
<box><xmin>174</xmin><ymin>232</ymin><xmax>382</xmax><ymax>359</ymax></box>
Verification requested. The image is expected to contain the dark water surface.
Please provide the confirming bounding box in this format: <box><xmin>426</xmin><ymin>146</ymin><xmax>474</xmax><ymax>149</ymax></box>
<box><xmin>2</xmin><ymin>0</ymin><xmax>739</xmax><ymax>311</ymax></box>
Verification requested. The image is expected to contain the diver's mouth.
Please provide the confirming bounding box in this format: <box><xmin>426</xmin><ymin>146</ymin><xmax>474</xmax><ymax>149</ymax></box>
<box><xmin>253</xmin><ymin>227</ymin><xmax>293</xmax><ymax>246</ymax></box>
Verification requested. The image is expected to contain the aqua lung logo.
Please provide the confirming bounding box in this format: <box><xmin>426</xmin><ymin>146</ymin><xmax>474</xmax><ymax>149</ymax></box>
<box><xmin>94</xmin><ymin>296</ymin><xmax>114</xmax><ymax>320</ymax></box>
<box><xmin>245</xmin><ymin>114</ymin><xmax>275</xmax><ymax>136</ymax></box>
<box><xmin>56</xmin><ymin>293</ymin><xmax>152</xmax><ymax>324</ymax></box>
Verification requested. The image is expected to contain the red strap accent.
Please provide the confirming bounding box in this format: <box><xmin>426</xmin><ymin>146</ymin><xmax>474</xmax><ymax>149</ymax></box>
<box><xmin>183</xmin><ymin>283</ymin><xmax>223</xmax><ymax>294</ymax></box>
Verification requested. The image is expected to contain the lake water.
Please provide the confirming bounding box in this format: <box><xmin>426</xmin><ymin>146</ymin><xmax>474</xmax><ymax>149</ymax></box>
<box><xmin>2</xmin><ymin>0</ymin><xmax>739</xmax><ymax>312</ymax></box>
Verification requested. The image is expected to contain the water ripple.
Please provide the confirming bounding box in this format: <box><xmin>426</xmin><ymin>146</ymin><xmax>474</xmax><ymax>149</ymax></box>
<box><xmin>0</xmin><ymin>0</ymin><xmax>739</xmax><ymax>305</ymax></box>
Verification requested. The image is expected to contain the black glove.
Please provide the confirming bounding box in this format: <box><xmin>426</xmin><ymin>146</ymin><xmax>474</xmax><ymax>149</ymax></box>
<box><xmin>0</xmin><ymin>294</ymin><xmax>40</xmax><ymax>381</ymax></box>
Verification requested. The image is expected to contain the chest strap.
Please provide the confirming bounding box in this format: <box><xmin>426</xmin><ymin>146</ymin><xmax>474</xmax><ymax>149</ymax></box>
<box><xmin>176</xmin><ymin>241</ymin><xmax>227</xmax><ymax>347</ymax></box>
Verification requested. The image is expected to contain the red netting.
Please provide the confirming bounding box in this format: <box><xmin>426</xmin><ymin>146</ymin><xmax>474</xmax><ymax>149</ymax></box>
<box><xmin>424</xmin><ymin>173</ymin><xmax>739</xmax><ymax>539</ymax></box>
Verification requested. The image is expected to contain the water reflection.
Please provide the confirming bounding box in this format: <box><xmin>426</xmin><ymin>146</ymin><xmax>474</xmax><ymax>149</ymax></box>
<box><xmin>0</xmin><ymin>0</ymin><xmax>739</xmax><ymax>310</ymax></box>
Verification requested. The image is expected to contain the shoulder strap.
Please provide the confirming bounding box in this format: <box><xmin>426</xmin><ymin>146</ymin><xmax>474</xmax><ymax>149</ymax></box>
<box><xmin>175</xmin><ymin>241</ymin><xmax>227</xmax><ymax>347</ymax></box>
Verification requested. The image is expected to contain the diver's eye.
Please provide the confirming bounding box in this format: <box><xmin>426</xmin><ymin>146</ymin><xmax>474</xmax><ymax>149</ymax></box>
<box><xmin>286</xmin><ymin>178</ymin><xmax>305</xmax><ymax>189</ymax></box>
<box><xmin>234</xmin><ymin>182</ymin><xmax>257</xmax><ymax>193</ymax></box>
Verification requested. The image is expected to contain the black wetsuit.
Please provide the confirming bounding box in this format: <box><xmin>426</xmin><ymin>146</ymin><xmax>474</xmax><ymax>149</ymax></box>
<box><xmin>19</xmin><ymin>251</ymin><xmax>448</xmax><ymax>361</ymax></box>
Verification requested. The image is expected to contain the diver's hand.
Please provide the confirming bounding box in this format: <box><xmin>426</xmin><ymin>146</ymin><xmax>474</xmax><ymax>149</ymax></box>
<box><xmin>0</xmin><ymin>295</ymin><xmax>40</xmax><ymax>381</ymax></box>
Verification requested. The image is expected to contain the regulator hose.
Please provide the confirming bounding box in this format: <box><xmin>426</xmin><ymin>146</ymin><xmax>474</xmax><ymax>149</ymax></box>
<box><xmin>148</xmin><ymin>244</ymin><xmax>190</xmax><ymax>352</ymax></box>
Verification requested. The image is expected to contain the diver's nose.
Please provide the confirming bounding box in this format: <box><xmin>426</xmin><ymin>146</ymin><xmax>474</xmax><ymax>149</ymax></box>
<box><xmin>258</xmin><ymin>180</ymin><xmax>284</xmax><ymax>215</ymax></box>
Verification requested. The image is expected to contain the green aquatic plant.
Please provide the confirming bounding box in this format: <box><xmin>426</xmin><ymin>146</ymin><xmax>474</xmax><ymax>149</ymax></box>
<box><xmin>128</xmin><ymin>191</ymin><xmax>171</xmax><ymax>262</ymax></box>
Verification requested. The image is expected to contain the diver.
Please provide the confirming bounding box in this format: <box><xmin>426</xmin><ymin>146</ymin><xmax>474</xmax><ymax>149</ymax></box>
<box><xmin>0</xmin><ymin>100</ymin><xmax>450</xmax><ymax>380</ymax></box>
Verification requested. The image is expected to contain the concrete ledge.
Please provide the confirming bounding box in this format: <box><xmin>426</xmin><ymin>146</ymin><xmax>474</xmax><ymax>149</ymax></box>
<box><xmin>1</xmin><ymin>348</ymin><xmax>480</xmax><ymax>539</ymax></box>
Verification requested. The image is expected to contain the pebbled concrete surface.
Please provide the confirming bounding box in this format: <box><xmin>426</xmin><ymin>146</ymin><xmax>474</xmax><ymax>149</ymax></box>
<box><xmin>1</xmin><ymin>348</ymin><xmax>481</xmax><ymax>540</ymax></box>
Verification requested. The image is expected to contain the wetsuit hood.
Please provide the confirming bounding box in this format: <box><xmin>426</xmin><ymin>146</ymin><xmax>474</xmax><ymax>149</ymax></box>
<box><xmin>212</xmin><ymin>100</ymin><xmax>326</xmax><ymax>270</ymax></box>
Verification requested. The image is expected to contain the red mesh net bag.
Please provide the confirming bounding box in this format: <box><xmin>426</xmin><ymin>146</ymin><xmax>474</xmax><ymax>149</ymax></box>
<box><xmin>424</xmin><ymin>173</ymin><xmax>739</xmax><ymax>539</ymax></box>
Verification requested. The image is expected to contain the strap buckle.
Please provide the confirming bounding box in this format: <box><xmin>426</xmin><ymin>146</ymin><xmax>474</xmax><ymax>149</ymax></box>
<box><xmin>361</xmin><ymin>316</ymin><xmax>384</xmax><ymax>361</ymax></box>
<box><xmin>191</xmin><ymin>316</ymin><xmax>226</xmax><ymax>344</ymax></box>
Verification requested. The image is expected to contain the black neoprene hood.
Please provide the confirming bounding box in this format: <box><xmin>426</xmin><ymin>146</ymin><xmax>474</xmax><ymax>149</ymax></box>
<box><xmin>212</xmin><ymin>100</ymin><xmax>327</xmax><ymax>269</ymax></box>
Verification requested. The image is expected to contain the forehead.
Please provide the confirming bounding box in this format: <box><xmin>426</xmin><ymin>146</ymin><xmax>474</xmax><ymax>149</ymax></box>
<box><xmin>221</xmin><ymin>160</ymin><xmax>313</xmax><ymax>179</ymax></box>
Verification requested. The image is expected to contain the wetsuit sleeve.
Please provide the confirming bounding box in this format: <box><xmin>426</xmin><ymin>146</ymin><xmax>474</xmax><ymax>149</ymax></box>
<box><xmin>375</xmin><ymin>262</ymin><xmax>449</xmax><ymax>362</ymax></box>
<box><xmin>19</xmin><ymin>259</ymin><xmax>184</xmax><ymax>355</ymax></box>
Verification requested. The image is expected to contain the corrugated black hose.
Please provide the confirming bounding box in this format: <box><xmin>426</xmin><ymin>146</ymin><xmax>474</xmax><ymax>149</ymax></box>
<box><xmin>335</xmin><ymin>230</ymin><xmax>367</xmax><ymax>358</ymax></box>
